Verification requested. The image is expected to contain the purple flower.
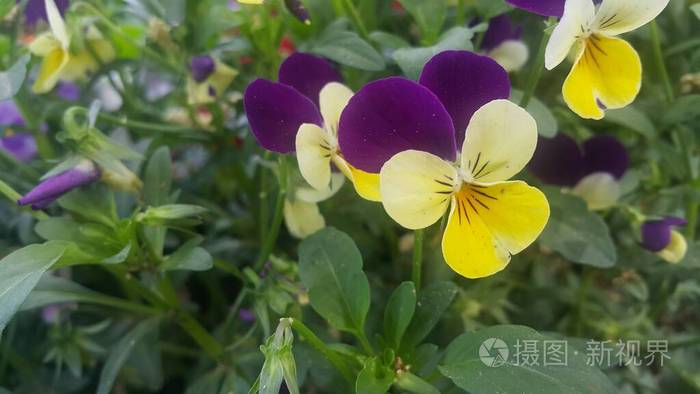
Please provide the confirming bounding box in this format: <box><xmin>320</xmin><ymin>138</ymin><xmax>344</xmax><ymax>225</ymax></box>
<box><xmin>23</xmin><ymin>0</ymin><xmax>70</xmax><ymax>26</ymax></box>
<box><xmin>480</xmin><ymin>14</ymin><xmax>523</xmax><ymax>52</ymax></box>
<box><xmin>284</xmin><ymin>0</ymin><xmax>311</xmax><ymax>24</ymax></box>
<box><xmin>0</xmin><ymin>133</ymin><xmax>38</xmax><ymax>162</ymax></box>
<box><xmin>56</xmin><ymin>81</ymin><xmax>80</xmax><ymax>101</ymax></box>
<box><xmin>641</xmin><ymin>217</ymin><xmax>687</xmax><ymax>252</ymax></box>
<box><xmin>244</xmin><ymin>52</ymin><xmax>340</xmax><ymax>153</ymax></box>
<box><xmin>0</xmin><ymin>100</ymin><xmax>26</xmax><ymax>128</ymax></box>
<box><xmin>238</xmin><ymin>308</ymin><xmax>256</xmax><ymax>324</ymax></box>
<box><xmin>190</xmin><ymin>56</ymin><xmax>216</xmax><ymax>83</ymax></box>
<box><xmin>529</xmin><ymin>133</ymin><xmax>628</xmax><ymax>187</ymax></box>
<box><xmin>18</xmin><ymin>160</ymin><xmax>100</xmax><ymax>210</ymax></box>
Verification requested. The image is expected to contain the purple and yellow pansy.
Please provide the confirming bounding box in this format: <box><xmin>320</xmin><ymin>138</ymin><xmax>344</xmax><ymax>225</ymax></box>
<box><xmin>641</xmin><ymin>217</ymin><xmax>688</xmax><ymax>264</ymax></box>
<box><xmin>480</xmin><ymin>14</ymin><xmax>529</xmax><ymax>72</ymax></box>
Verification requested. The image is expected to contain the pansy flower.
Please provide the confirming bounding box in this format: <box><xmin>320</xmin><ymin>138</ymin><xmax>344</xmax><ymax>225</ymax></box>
<box><xmin>186</xmin><ymin>55</ymin><xmax>238</xmax><ymax>105</ymax></box>
<box><xmin>284</xmin><ymin>173</ymin><xmax>345</xmax><ymax>239</ymax></box>
<box><xmin>23</xmin><ymin>0</ymin><xmax>69</xmax><ymax>26</ymax></box>
<box><xmin>339</xmin><ymin>51</ymin><xmax>549</xmax><ymax>279</ymax></box>
<box><xmin>529</xmin><ymin>133</ymin><xmax>628</xmax><ymax>210</ymax></box>
<box><xmin>29</xmin><ymin>0</ymin><xmax>115</xmax><ymax>94</ymax></box>
<box><xmin>0</xmin><ymin>101</ymin><xmax>38</xmax><ymax>162</ymax></box>
<box><xmin>479</xmin><ymin>14</ymin><xmax>529</xmax><ymax>72</ymax></box>
<box><xmin>543</xmin><ymin>0</ymin><xmax>669</xmax><ymax>119</ymax></box>
<box><xmin>641</xmin><ymin>217</ymin><xmax>688</xmax><ymax>264</ymax></box>
<box><xmin>244</xmin><ymin>52</ymin><xmax>379</xmax><ymax>201</ymax></box>
<box><xmin>18</xmin><ymin>159</ymin><xmax>100</xmax><ymax>210</ymax></box>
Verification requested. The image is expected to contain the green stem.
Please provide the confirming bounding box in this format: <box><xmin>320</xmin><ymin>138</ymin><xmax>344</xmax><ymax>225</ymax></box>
<box><xmin>0</xmin><ymin>178</ymin><xmax>49</xmax><ymax>220</ymax></box>
<box><xmin>456</xmin><ymin>0</ymin><xmax>466</xmax><ymax>26</ymax></box>
<box><xmin>412</xmin><ymin>229</ymin><xmax>424</xmax><ymax>290</ymax></box>
<box><xmin>687</xmin><ymin>201</ymin><xmax>698</xmax><ymax>240</ymax></box>
<box><xmin>253</xmin><ymin>156</ymin><xmax>288</xmax><ymax>271</ymax></box>
<box><xmin>80</xmin><ymin>294</ymin><xmax>162</xmax><ymax>316</ymax></box>
<box><xmin>96</xmin><ymin>113</ymin><xmax>206</xmax><ymax>138</ymax></box>
<box><xmin>177</xmin><ymin>311</ymin><xmax>224</xmax><ymax>361</ymax></box>
<box><xmin>340</xmin><ymin>0</ymin><xmax>369</xmax><ymax>39</ymax></box>
<box><xmin>649</xmin><ymin>20</ymin><xmax>674</xmax><ymax>103</ymax></box>
<box><xmin>520</xmin><ymin>17</ymin><xmax>556</xmax><ymax>107</ymax></box>
<box><xmin>290</xmin><ymin>319</ymin><xmax>355</xmax><ymax>383</ymax></box>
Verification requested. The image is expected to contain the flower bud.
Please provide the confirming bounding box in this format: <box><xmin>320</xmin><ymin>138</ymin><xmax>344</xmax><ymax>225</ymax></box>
<box><xmin>18</xmin><ymin>159</ymin><xmax>100</xmax><ymax>210</ymax></box>
<box><xmin>284</xmin><ymin>0</ymin><xmax>310</xmax><ymax>25</ymax></box>
<box><xmin>641</xmin><ymin>217</ymin><xmax>688</xmax><ymax>264</ymax></box>
<box><xmin>100</xmin><ymin>161</ymin><xmax>142</xmax><ymax>192</ymax></box>
<box><xmin>190</xmin><ymin>55</ymin><xmax>216</xmax><ymax>83</ymax></box>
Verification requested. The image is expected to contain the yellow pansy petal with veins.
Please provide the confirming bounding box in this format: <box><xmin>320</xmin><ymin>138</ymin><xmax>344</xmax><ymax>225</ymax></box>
<box><xmin>296</xmin><ymin>123</ymin><xmax>334</xmax><ymax>192</ymax></box>
<box><xmin>442</xmin><ymin>181</ymin><xmax>549</xmax><ymax>279</ymax></box>
<box><xmin>380</xmin><ymin>150</ymin><xmax>458</xmax><ymax>230</ymax></box>
<box><xmin>593</xmin><ymin>0</ymin><xmax>670</xmax><ymax>36</ymax></box>
<box><xmin>563</xmin><ymin>35</ymin><xmax>641</xmax><ymax>120</ymax></box>
<box><xmin>461</xmin><ymin>100</ymin><xmax>538</xmax><ymax>183</ymax></box>
<box><xmin>319</xmin><ymin>82</ymin><xmax>354</xmax><ymax>138</ymax></box>
<box><xmin>284</xmin><ymin>199</ymin><xmax>325</xmax><ymax>239</ymax></box>
<box><xmin>545</xmin><ymin>0</ymin><xmax>595</xmax><ymax>70</ymax></box>
<box><xmin>32</xmin><ymin>47</ymin><xmax>69</xmax><ymax>93</ymax></box>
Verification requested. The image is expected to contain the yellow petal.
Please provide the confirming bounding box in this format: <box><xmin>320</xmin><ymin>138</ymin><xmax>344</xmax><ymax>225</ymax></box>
<box><xmin>441</xmin><ymin>181</ymin><xmax>549</xmax><ymax>279</ymax></box>
<box><xmin>319</xmin><ymin>82</ymin><xmax>353</xmax><ymax>138</ymax></box>
<box><xmin>544</xmin><ymin>0</ymin><xmax>595</xmax><ymax>70</ymax></box>
<box><xmin>32</xmin><ymin>47</ymin><xmax>69</xmax><ymax>94</ymax></box>
<box><xmin>593</xmin><ymin>0</ymin><xmax>670</xmax><ymax>36</ymax></box>
<box><xmin>296</xmin><ymin>123</ymin><xmax>333</xmax><ymax>192</ymax></box>
<box><xmin>657</xmin><ymin>230</ymin><xmax>687</xmax><ymax>264</ymax></box>
<box><xmin>45</xmin><ymin>0</ymin><xmax>69</xmax><ymax>48</ymax></box>
<box><xmin>562</xmin><ymin>35</ymin><xmax>641</xmax><ymax>120</ymax></box>
<box><xmin>461</xmin><ymin>99</ymin><xmax>538</xmax><ymax>183</ymax></box>
<box><xmin>348</xmin><ymin>166</ymin><xmax>381</xmax><ymax>202</ymax></box>
<box><xmin>380</xmin><ymin>150</ymin><xmax>457</xmax><ymax>230</ymax></box>
<box><xmin>29</xmin><ymin>33</ymin><xmax>61</xmax><ymax>56</ymax></box>
<box><xmin>284</xmin><ymin>199</ymin><xmax>325</xmax><ymax>239</ymax></box>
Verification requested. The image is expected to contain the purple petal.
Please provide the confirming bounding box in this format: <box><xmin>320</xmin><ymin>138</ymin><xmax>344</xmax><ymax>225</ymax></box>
<box><xmin>663</xmin><ymin>217</ymin><xmax>688</xmax><ymax>227</ymax></box>
<box><xmin>481</xmin><ymin>14</ymin><xmax>523</xmax><ymax>52</ymax></box>
<box><xmin>529</xmin><ymin>133</ymin><xmax>586</xmax><ymax>187</ymax></box>
<box><xmin>24</xmin><ymin>0</ymin><xmax>70</xmax><ymax>26</ymax></box>
<box><xmin>238</xmin><ymin>308</ymin><xmax>256</xmax><ymax>324</ymax></box>
<box><xmin>418</xmin><ymin>50</ymin><xmax>510</xmax><ymax>147</ymax></box>
<box><xmin>0</xmin><ymin>100</ymin><xmax>25</xmax><ymax>127</ymax></box>
<box><xmin>582</xmin><ymin>136</ymin><xmax>628</xmax><ymax>179</ymax></box>
<box><xmin>338</xmin><ymin>77</ymin><xmax>457</xmax><ymax>173</ymax></box>
<box><xmin>18</xmin><ymin>161</ymin><xmax>100</xmax><ymax>209</ymax></box>
<box><xmin>0</xmin><ymin>133</ymin><xmax>38</xmax><ymax>162</ymax></box>
<box><xmin>56</xmin><ymin>81</ymin><xmax>80</xmax><ymax>101</ymax></box>
<box><xmin>278</xmin><ymin>53</ymin><xmax>342</xmax><ymax>106</ymax></box>
<box><xmin>244</xmin><ymin>79</ymin><xmax>323</xmax><ymax>153</ymax></box>
<box><xmin>190</xmin><ymin>56</ymin><xmax>216</xmax><ymax>83</ymax></box>
<box><xmin>506</xmin><ymin>0</ymin><xmax>565</xmax><ymax>17</ymax></box>
<box><xmin>641</xmin><ymin>220</ymin><xmax>673</xmax><ymax>252</ymax></box>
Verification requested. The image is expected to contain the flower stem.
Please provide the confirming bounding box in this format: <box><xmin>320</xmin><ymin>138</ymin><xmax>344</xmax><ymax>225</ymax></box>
<box><xmin>520</xmin><ymin>17</ymin><xmax>556</xmax><ymax>108</ymax></box>
<box><xmin>290</xmin><ymin>318</ymin><xmax>355</xmax><ymax>383</ymax></box>
<box><xmin>456</xmin><ymin>0</ymin><xmax>466</xmax><ymax>26</ymax></box>
<box><xmin>177</xmin><ymin>311</ymin><xmax>224</xmax><ymax>361</ymax></box>
<box><xmin>412</xmin><ymin>229</ymin><xmax>424</xmax><ymax>290</ymax></box>
<box><xmin>96</xmin><ymin>113</ymin><xmax>208</xmax><ymax>140</ymax></box>
<box><xmin>0</xmin><ymin>178</ymin><xmax>48</xmax><ymax>220</ymax></box>
<box><xmin>649</xmin><ymin>20</ymin><xmax>674</xmax><ymax>103</ymax></box>
<box><xmin>254</xmin><ymin>155</ymin><xmax>288</xmax><ymax>271</ymax></box>
<box><xmin>340</xmin><ymin>0</ymin><xmax>369</xmax><ymax>39</ymax></box>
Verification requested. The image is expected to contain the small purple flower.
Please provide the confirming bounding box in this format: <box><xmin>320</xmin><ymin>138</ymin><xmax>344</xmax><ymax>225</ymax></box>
<box><xmin>480</xmin><ymin>14</ymin><xmax>523</xmax><ymax>52</ymax></box>
<box><xmin>190</xmin><ymin>56</ymin><xmax>216</xmax><ymax>83</ymax></box>
<box><xmin>0</xmin><ymin>133</ymin><xmax>38</xmax><ymax>162</ymax></box>
<box><xmin>0</xmin><ymin>100</ymin><xmax>26</xmax><ymax>128</ymax></box>
<box><xmin>238</xmin><ymin>308</ymin><xmax>256</xmax><ymax>324</ymax></box>
<box><xmin>41</xmin><ymin>305</ymin><xmax>62</xmax><ymax>324</ymax></box>
<box><xmin>23</xmin><ymin>0</ymin><xmax>70</xmax><ymax>26</ymax></box>
<box><xmin>641</xmin><ymin>217</ymin><xmax>687</xmax><ymax>252</ymax></box>
<box><xmin>56</xmin><ymin>81</ymin><xmax>80</xmax><ymax>101</ymax></box>
<box><xmin>18</xmin><ymin>160</ymin><xmax>100</xmax><ymax>210</ymax></box>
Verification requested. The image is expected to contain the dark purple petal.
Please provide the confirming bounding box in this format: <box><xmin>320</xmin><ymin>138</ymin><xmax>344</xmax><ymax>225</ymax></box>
<box><xmin>190</xmin><ymin>56</ymin><xmax>216</xmax><ymax>83</ymax></box>
<box><xmin>529</xmin><ymin>133</ymin><xmax>586</xmax><ymax>187</ymax></box>
<box><xmin>23</xmin><ymin>0</ymin><xmax>70</xmax><ymax>26</ymax></box>
<box><xmin>238</xmin><ymin>308</ymin><xmax>256</xmax><ymax>323</ymax></box>
<box><xmin>582</xmin><ymin>136</ymin><xmax>628</xmax><ymax>179</ymax></box>
<box><xmin>481</xmin><ymin>14</ymin><xmax>523</xmax><ymax>52</ymax></box>
<box><xmin>338</xmin><ymin>77</ymin><xmax>457</xmax><ymax>173</ymax></box>
<box><xmin>419</xmin><ymin>50</ymin><xmax>510</xmax><ymax>147</ymax></box>
<box><xmin>18</xmin><ymin>160</ymin><xmax>100</xmax><ymax>209</ymax></box>
<box><xmin>244</xmin><ymin>79</ymin><xmax>323</xmax><ymax>153</ymax></box>
<box><xmin>56</xmin><ymin>81</ymin><xmax>80</xmax><ymax>101</ymax></box>
<box><xmin>506</xmin><ymin>0</ymin><xmax>565</xmax><ymax>17</ymax></box>
<box><xmin>278</xmin><ymin>53</ymin><xmax>342</xmax><ymax>106</ymax></box>
<box><xmin>284</xmin><ymin>0</ymin><xmax>311</xmax><ymax>24</ymax></box>
<box><xmin>641</xmin><ymin>220</ymin><xmax>673</xmax><ymax>252</ymax></box>
<box><xmin>0</xmin><ymin>133</ymin><xmax>38</xmax><ymax>162</ymax></box>
<box><xmin>663</xmin><ymin>217</ymin><xmax>688</xmax><ymax>227</ymax></box>
<box><xmin>0</xmin><ymin>100</ymin><xmax>25</xmax><ymax>127</ymax></box>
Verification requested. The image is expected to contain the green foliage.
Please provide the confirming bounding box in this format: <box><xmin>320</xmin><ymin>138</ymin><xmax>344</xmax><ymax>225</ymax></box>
<box><xmin>393</xmin><ymin>27</ymin><xmax>475</xmax><ymax>80</ymax></box>
<box><xmin>383</xmin><ymin>281</ymin><xmax>416</xmax><ymax>351</ymax></box>
<box><xmin>312</xmin><ymin>22</ymin><xmax>386</xmax><ymax>71</ymax></box>
<box><xmin>0</xmin><ymin>55</ymin><xmax>29</xmax><ymax>100</ymax></box>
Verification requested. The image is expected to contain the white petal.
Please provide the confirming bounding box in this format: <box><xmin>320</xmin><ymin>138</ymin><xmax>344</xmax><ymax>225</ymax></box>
<box><xmin>296</xmin><ymin>123</ymin><xmax>333</xmax><ymax>192</ymax></box>
<box><xmin>380</xmin><ymin>150</ymin><xmax>457</xmax><ymax>230</ymax></box>
<box><xmin>461</xmin><ymin>100</ymin><xmax>538</xmax><ymax>183</ymax></box>
<box><xmin>319</xmin><ymin>82</ymin><xmax>353</xmax><ymax>138</ymax></box>
<box><xmin>571</xmin><ymin>172</ymin><xmax>621</xmax><ymax>210</ymax></box>
<box><xmin>489</xmin><ymin>40</ymin><xmax>529</xmax><ymax>73</ymax></box>
<box><xmin>45</xmin><ymin>0</ymin><xmax>69</xmax><ymax>48</ymax></box>
<box><xmin>295</xmin><ymin>173</ymin><xmax>345</xmax><ymax>203</ymax></box>
<box><xmin>593</xmin><ymin>0</ymin><xmax>670</xmax><ymax>36</ymax></box>
<box><xmin>284</xmin><ymin>199</ymin><xmax>325</xmax><ymax>239</ymax></box>
<box><xmin>545</xmin><ymin>0</ymin><xmax>596</xmax><ymax>70</ymax></box>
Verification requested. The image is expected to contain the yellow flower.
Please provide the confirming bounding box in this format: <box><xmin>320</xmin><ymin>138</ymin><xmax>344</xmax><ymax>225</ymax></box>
<box><xmin>186</xmin><ymin>60</ymin><xmax>238</xmax><ymax>105</ymax></box>
<box><xmin>545</xmin><ymin>0</ymin><xmax>669</xmax><ymax>119</ymax></box>
<box><xmin>379</xmin><ymin>100</ymin><xmax>550</xmax><ymax>279</ymax></box>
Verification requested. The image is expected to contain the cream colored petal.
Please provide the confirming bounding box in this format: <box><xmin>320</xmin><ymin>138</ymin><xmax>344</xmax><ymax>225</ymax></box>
<box><xmin>296</xmin><ymin>123</ymin><xmax>334</xmax><ymax>192</ymax></box>
<box><xmin>284</xmin><ymin>199</ymin><xmax>325</xmax><ymax>239</ymax></box>
<box><xmin>380</xmin><ymin>150</ymin><xmax>458</xmax><ymax>230</ymax></box>
<box><xmin>489</xmin><ymin>40</ymin><xmax>529</xmax><ymax>73</ymax></box>
<box><xmin>593</xmin><ymin>0</ymin><xmax>670</xmax><ymax>36</ymax></box>
<box><xmin>29</xmin><ymin>33</ymin><xmax>61</xmax><ymax>56</ymax></box>
<box><xmin>319</xmin><ymin>82</ymin><xmax>353</xmax><ymax>138</ymax></box>
<box><xmin>545</xmin><ymin>0</ymin><xmax>596</xmax><ymax>70</ymax></box>
<box><xmin>45</xmin><ymin>0</ymin><xmax>69</xmax><ymax>48</ymax></box>
<box><xmin>657</xmin><ymin>230</ymin><xmax>688</xmax><ymax>264</ymax></box>
<box><xmin>571</xmin><ymin>172</ymin><xmax>621</xmax><ymax>210</ymax></box>
<box><xmin>295</xmin><ymin>173</ymin><xmax>345</xmax><ymax>203</ymax></box>
<box><xmin>461</xmin><ymin>100</ymin><xmax>538</xmax><ymax>183</ymax></box>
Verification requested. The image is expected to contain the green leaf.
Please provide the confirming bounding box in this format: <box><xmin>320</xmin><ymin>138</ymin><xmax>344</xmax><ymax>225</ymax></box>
<box><xmin>97</xmin><ymin>318</ymin><xmax>161</xmax><ymax>394</ymax></box>
<box><xmin>663</xmin><ymin>94</ymin><xmax>700</xmax><ymax>125</ymax></box>
<box><xmin>139</xmin><ymin>204</ymin><xmax>208</xmax><ymax>224</ymax></box>
<box><xmin>394</xmin><ymin>372</ymin><xmax>440</xmax><ymax>394</ymax></box>
<box><xmin>397</xmin><ymin>0</ymin><xmax>447</xmax><ymax>43</ymax></box>
<box><xmin>539</xmin><ymin>188</ymin><xmax>617</xmax><ymax>267</ymax></box>
<box><xmin>604</xmin><ymin>106</ymin><xmax>656</xmax><ymax>138</ymax></box>
<box><xmin>439</xmin><ymin>325</ymin><xmax>617</xmax><ymax>394</ymax></box>
<box><xmin>0</xmin><ymin>0</ymin><xmax>14</xmax><ymax>19</ymax></box>
<box><xmin>510</xmin><ymin>90</ymin><xmax>558</xmax><ymax>138</ymax></box>
<box><xmin>383</xmin><ymin>282</ymin><xmax>416</xmax><ymax>350</ymax></box>
<box><xmin>0</xmin><ymin>55</ymin><xmax>30</xmax><ymax>100</ymax></box>
<box><xmin>298</xmin><ymin>227</ymin><xmax>370</xmax><ymax>334</ymax></box>
<box><xmin>144</xmin><ymin>146</ymin><xmax>173</xmax><ymax>207</ymax></box>
<box><xmin>691</xmin><ymin>4</ymin><xmax>700</xmax><ymax>20</ymax></box>
<box><xmin>161</xmin><ymin>239</ymin><xmax>213</xmax><ymax>272</ymax></box>
<box><xmin>369</xmin><ymin>31</ymin><xmax>410</xmax><ymax>57</ymax></box>
<box><xmin>311</xmin><ymin>28</ymin><xmax>385</xmax><ymax>71</ymax></box>
<box><xmin>0</xmin><ymin>241</ymin><xmax>70</xmax><ymax>336</ymax></box>
<box><xmin>393</xmin><ymin>27</ymin><xmax>475</xmax><ymax>80</ymax></box>
<box><xmin>401</xmin><ymin>281</ymin><xmax>458</xmax><ymax>351</ymax></box>
<box><xmin>355</xmin><ymin>357</ymin><xmax>394</xmax><ymax>394</ymax></box>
